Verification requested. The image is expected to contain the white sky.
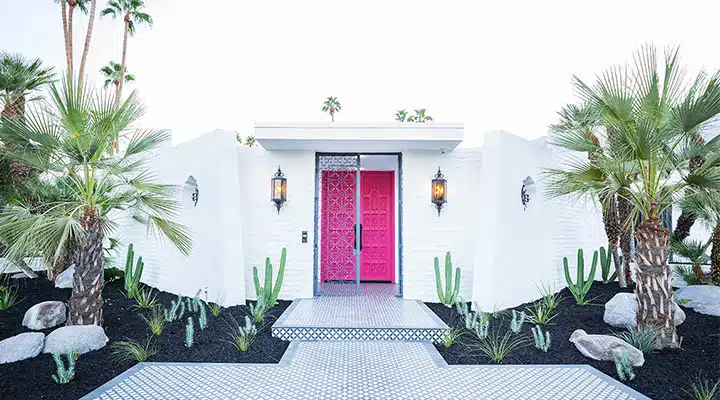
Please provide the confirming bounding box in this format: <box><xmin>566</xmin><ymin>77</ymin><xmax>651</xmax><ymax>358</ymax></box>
<box><xmin>2</xmin><ymin>0</ymin><xmax>719</xmax><ymax>147</ymax></box>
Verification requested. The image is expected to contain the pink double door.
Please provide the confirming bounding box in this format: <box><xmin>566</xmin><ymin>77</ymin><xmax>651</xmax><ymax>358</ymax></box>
<box><xmin>320</xmin><ymin>170</ymin><xmax>395</xmax><ymax>283</ymax></box>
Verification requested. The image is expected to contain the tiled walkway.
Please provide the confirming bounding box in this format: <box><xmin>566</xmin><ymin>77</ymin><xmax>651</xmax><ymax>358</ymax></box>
<box><xmin>81</xmin><ymin>341</ymin><xmax>649</xmax><ymax>400</ymax></box>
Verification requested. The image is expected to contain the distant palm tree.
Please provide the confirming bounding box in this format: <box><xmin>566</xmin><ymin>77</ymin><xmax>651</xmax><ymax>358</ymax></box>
<box><xmin>680</xmin><ymin>190</ymin><xmax>720</xmax><ymax>285</ymax></box>
<box><xmin>0</xmin><ymin>53</ymin><xmax>55</xmax><ymax>119</ymax></box>
<box><xmin>407</xmin><ymin>108</ymin><xmax>433</xmax><ymax>122</ymax></box>
<box><xmin>321</xmin><ymin>96</ymin><xmax>341</xmax><ymax>122</ymax></box>
<box><xmin>101</xmin><ymin>0</ymin><xmax>153</xmax><ymax>106</ymax></box>
<box><xmin>77</xmin><ymin>0</ymin><xmax>98</xmax><ymax>89</ymax></box>
<box><xmin>395</xmin><ymin>109</ymin><xmax>408</xmax><ymax>122</ymax></box>
<box><xmin>671</xmin><ymin>239</ymin><xmax>710</xmax><ymax>284</ymax></box>
<box><xmin>101</xmin><ymin>61</ymin><xmax>135</xmax><ymax>90</ymax></box>
<box><xmin>54</xmin><ymin>0</ymin><xmax>90</xmax><ymax>83</ymax></box>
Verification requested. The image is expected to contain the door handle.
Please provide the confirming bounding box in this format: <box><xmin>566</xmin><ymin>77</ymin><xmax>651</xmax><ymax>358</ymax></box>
<box><xmin>354</xmin><ymin>223</ymin><xmax>363</xmax><ymax>251</ymax></box>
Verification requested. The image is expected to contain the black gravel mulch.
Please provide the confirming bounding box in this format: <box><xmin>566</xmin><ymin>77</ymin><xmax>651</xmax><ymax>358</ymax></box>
<box><xmin>0</xmin><ymin>274</ymin><xmax>290</xmax><ymax>400</ymax></box>
<box><xmin>426</xmin><ymin>283</ymin><xmax>720</xmax><ymax>400</ymax></box>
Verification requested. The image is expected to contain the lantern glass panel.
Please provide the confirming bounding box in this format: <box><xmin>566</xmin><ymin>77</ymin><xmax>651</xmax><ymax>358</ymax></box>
<box><xmin>432</xmin><ymin>179</ymin><xmax>446</xmax><ymax>202</ymax></box>
<box><xmin>271</xmin><ymin>178</ymin><xmax>286</xmax><ymax>201</ymax></box>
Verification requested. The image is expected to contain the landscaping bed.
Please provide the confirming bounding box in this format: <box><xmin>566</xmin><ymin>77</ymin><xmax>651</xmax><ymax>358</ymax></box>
<box><xmin>0</xmin><ymin>275</ymin><xmax>290</xmax><ymax>400</ymax></box>
<box><xmin>427</xmin><ymin>283</ymin><xmax>720</xmax><ymax>400</ymax></box>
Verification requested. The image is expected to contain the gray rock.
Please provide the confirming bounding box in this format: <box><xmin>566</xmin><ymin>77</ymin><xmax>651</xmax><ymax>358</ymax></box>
<box><xmin>54</xmin><ymin>266</ymin><xmax>74</xmax><ymax>289</ymax></box>
<box><xmin>43</xmin><ymin>325</ymin><xmax>108</xmax><ymax>355</ymax></box>
<box><xmin>0</xmin><ymin>332</ymin><xmax>45</xmax><ymax>364</ymax></box>
<box><xmin>603</xmin><ymin>293</ymin><xmax>685</xmax><ymax>329</ymax></box>
<box><xmin>569</xmin><ymin>329</ymin><xmax>645</xmax><ymax>366</ymax></box>
<box><xmin>22</xmin><ymin>301</ymin><xmax>67</xmax><ymax>330</ymax></box>
<box><xmin>675</xmin><ymin>285</ymin><xmax>720</xmax><ymax>316</ymax></box>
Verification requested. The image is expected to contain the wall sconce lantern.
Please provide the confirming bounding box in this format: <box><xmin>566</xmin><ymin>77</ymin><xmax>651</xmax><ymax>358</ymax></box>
<box><xmin>521</xmin><ymin>176</ymin><xmax>536</xmax><ymax>210</ymax></box>
<box><xmin>431</xmin><ymin>167</ymin><xmax>447</xmax><ymax>216</ymax></box>
<box><xmin>271</xmin><ymin>166</ymin><xmax>287</xmax><ymax>214</ymax></box>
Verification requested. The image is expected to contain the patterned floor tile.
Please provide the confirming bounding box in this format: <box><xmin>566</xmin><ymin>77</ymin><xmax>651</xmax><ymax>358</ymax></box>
<box><xmin>81</xmin><ymin>341</ymin><xmax>650</xmax><ymax>400</ymax></box>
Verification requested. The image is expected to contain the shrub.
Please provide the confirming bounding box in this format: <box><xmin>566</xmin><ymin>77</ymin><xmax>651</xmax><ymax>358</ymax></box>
<box><xmin>613</xmin><ymin>327</ymin><xmax>662</xmax><ymax>354</ymax></box>
<box><xmin>0</xmin><ymin>282</ymin><xmax>21</xmax><ymax>311</ymax></box>
<box><xmin>228</xmin><ymin>315</ymin><xmax>257</xmax><ymax>352</ymax></box>
<box><xmin>474</xmin><ymin>330</ymin><xmax>526</xmax><ymax>363</ymax></box>
<box><xmin>613</xmin><ymin>351</ymin><xmax>635</xmax><ymax>381</ymax></box>
<box><xmin>531</xmin><ymin>325</ymin><xmax>551</xmax><ymax>352</ymax></box>
<box><xmin>524</xmin><ymin>302</ymin><xmax>556</xmax><ymax>325</ymax></box>
<box><xmin>132</xmin><ymin>286</ymin><xmax>158</xmax><ymax>310</ymax></box>
<box><xmin>252</xmin><ymin>248</ymin><xmax>287</xmax><ymax>307</ymax></box>
<box><xmin>123</xmin><ymin>244</ymin><xmax>144</xmax><ymax>299</ymax></box>
<box><xmin>112</xmin><ymin>338</ymin><xmax>156</xmax><ymax>362</ymax></box>
<box><xmin>51</xmin><ymin>352</ymin><xmax>77</xmax><ymax>384</ymax></box>
<box><xmin>443</xmin><ymin>328</ymin><xmax>462</xmax><ymax>349</ymax></box>
<box><xmin>185</xmin><ymin>317</ymin><xmax>194</xmax><ymax>347</ymax></box>
<box><xmin>563</xmin><ymin>248</ymin><xmax>597</xmax><ymax>305</ymax></box>
<box><xmin>674</xmin><ymin>265</ymin><xmax>698</xmax><ymax>286</ymax></box>
<box><xmin>141</xmin><ymin>307</ymin><xmax>168</xmax><ymax>336</ymax></box>
<box><xmin>433</xmin><ymin>252</ymin><xmax>461</xmax><ymax>306</ymax></box>
<box><xmin>685</xmin><ymin>376</ymin><xmax>720</xmax><ymax>400</ymax></box>
<box><xmin>208</xmin><ymin>294</ymin><xmax>225</xmax><ymax>317</ymax></box>
<box><xmin>510</xmin><ymin>310</ymin><xmax>525</xmax><ymax>333</ymax></box>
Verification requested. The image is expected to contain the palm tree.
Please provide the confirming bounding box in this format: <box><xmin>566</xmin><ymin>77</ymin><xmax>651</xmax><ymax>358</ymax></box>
<box><xmin>546</xmin><ymin>102</ymin><xmax>629</xmax><ymax>287</ymax></box>
<box><xmin>321</xmin><ymin>96</ymin><xmax>341</xmax><ymax>122</ymax></box>
<box><xmin>395</xmin><ymin>109</ymin><xmax>408</xmax><ymax>122</ymax></box>
<box><xmin>407</xmin><ymin>108</ymin><xmax>433</xmax><ymax>122</ymax></box>
<box><xmin>671</xmin><ymin>133</ymin><xmax>712</xmax><ymax>243</ymax></box>
<box><xmin>0</xmin><ymin>80</ymin><xmax>192</xmax><ymax>325</ymax></box>
<box><xmin>77</xmin><ymin>0</ymin><xmax>98</xmax><ymax>89</ymax></box>
<box><xmin>101</xmin><ymin>61</ymin><xmax>135</xmax><ymax>91</ymax></box>
<box><xmin>101</xmin><ymin>0</ymin><xmax>153</xmax><ymax>106</ymax></box>
<box><xmin>671</xmin><ymin>239</ymin><xmax>710</xmax><ymax>284</ymax></box>
<box><xmin>680</xmin><ymin>189</ymin><xmax>720</xmax><ymax>285</ymax></box>
<box><xmin>564</xmin><ymin>45</ymin><xmax>720</xmax><ymax>346</ymax></box>
<box><xmin>54</xmin><ymin>0</ymin><xmax>90</xmax><ymax>83</ymax></box>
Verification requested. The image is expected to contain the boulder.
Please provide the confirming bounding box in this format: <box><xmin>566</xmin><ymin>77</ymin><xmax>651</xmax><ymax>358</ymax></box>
<box><xmin>604</xmin><ymin>293</ymin><xmax>685</xmax><ymax>329</ymax></box>
<box><xmin>54</xmin><ymin>266</ymin><xmax>74</xmax><ymax>289</ymax></box>
<box><xmin>43</xmin><ymin>325</ymin><xmax>108</xmax><ymax>355</ymax></box>
<box><xmin>675</xmin><ymin>285</ymin><xmax>720</xmax><ymax>316</ymax></box>
<box><xmin>569</xmin><ymin>329</ymin><xmax>645</xmax><ymax>366</ymax></box>
<box><xmin>22</xmin><ymin>301</ymin><xmax>67</xmax><ymax>330</ymax></box>
<box><xmin>0</xmin><ymin>332</ymin><xmax>45</xmax><ymax>364</ymax></box>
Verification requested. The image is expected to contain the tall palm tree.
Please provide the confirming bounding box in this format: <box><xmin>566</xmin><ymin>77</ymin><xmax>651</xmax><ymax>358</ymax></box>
<box><xmin>407</xmin><ymin>108</ymin><xmax>433</xmax><ymax>122</ymax></box>
<box><xmin>77</xmin><ymin>0</ymin><xmax>98</xmax><ymax>89</ymax></box>
<box><xmin>101</xmin><ymin>61</ymin><xmax>135</xmax><ymax>90</ymax></box>
<box><xmin>101</xmin><ymin>0</ymin><xmax>153</xmax><ymax>106</ymax></box>
<box><xmin>680</xmin><ymin>189</ymin><xmax>720</xmax><ymax>285</ymax></box>
<box><xmin>395</xmin><ymin>109</ymin><xmax>408</xmax><ymax>122</ymax></box>
<box><xmin>0</xmin><ymin>80</ymin><xmax>192</xmax><ymax>325</ymax></box>
<box><xmin>54</xmin><ymin>0</ymin><xmax>90</xmax><ymax>83</ymax></box>
<box><xmin>546</xmin><ymin>102</ymin><xmax>628</xmax><ymax>287</ymax></box>
<box><xmin>565</xmin><ymin>45</ymin><xmax>720</xmax><ymax>346</ymax></box>
<box><xmin>322</xmin><ymin>96</ymin><xmax>341</xmax><ymax>122</ymax></box>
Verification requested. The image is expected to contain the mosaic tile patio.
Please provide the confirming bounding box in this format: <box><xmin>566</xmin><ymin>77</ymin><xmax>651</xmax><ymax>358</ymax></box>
<box><xmin>272</xmin><ymin>283</ymin><xmax>449</xmax><ymax>342</ymax></box>
<box><xmin>81</xmin><ymin>341</ymin><xmax>650</xmax><ymax>400</ymax></box>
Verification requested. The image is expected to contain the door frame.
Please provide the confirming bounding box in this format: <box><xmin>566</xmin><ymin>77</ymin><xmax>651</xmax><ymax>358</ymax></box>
<box><xmin>313</xmin><ymin>152</ymin><xmax>403</xmax><ymax>297</ymax></box>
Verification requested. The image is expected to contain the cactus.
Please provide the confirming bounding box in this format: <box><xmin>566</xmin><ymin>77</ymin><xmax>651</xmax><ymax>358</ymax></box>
<box><xmin>599</xmin><ymin>246</ymin><xmax>617</xmax><ymax>284</ymax></box>
<box><xmin>185</xmin><ymin>317</ymin><xmax>194</xmax><ymax>347</ymax></box>
<box><xmin>123</xmin><ymin>244</ymin><xmax>144</xmax><ymax>298</ymax></box>
<box><xmin>563</xmin><ymin>248</ymin><xmax>597</xmax><ymax>304</ymax></box>
<box><xmin>510</xmin><ymin>310</ymin><xmax>525</xmax><ymax>333</ymax></box>
<box><xmin>531</xmin><ymin>326</ymin><xmax>551</xmax><ymax>352</ymax></box>
<box><xmin>253</xmin><ymin>248</ymin><xmax>287</xmax><ymax>307</ymax></box>
<box><xmin>434</xmin><ymin>252</ymin><xmax>461</xmax><ymax>306</ymax></box>
<box><xmin>473</xmin><ymin>312</ymin><xmax>490</xmax><ymax>339</ymax></box>
<box><xmin>198</xmin><ymin>300</ymin><xmax>208</xmax><ymax>330</ymax></box>
<box><xmin>613</xmin><ymin>351</ymin><xmax>635</xmax><ymax>381</ymax></box>
<box><xmin>51</xmin><ymin>352</ymin><xmax>77</xmax><ymax>384</ymax></box>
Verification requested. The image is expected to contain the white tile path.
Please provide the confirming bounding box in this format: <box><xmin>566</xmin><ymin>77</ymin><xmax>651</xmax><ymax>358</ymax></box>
<box><xmin>81</xmin><ymin>341</ymin><xmax>650</xmax><ymax>400</ymax></box>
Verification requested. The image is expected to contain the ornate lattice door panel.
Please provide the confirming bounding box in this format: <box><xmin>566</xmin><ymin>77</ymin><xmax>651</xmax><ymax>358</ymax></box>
<box><xmin>359</xmin><ymin>171</ymin><xmax>395</xmax><ymax>282</ymax></box>
<box><xmin>317</xmin><ymin>155</ymin><xmax>360</xmax><ymax>294</ymax></box>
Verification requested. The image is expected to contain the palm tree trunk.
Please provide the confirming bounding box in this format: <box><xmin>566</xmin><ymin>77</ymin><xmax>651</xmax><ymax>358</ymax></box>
<box><xmin>67</xmin><ymin>3</ymin><xmax>75</xmax><ymax>81</ymax></box>
<box><xmin>3</xmin><ymin>95</ymin><xmax>33</xmax><ymax>182</ymax></box>
<box><xmin>116</xmin><ymin>18</ymin><xmax>130</xmax><ymax>107</ymax></box>
<box><xmin>617</xmin><ymin>194</ymin><xmax>634</xmax><ymax>285</ymax></box>
<box><xmin>671</xmin><ymin>211</ymin><xmax>696</xmax><ymax>243</ymax></box>
<box><xmin>601</xmin><ymin>195</ymin><xmax>626</xmax><ymax>287</ymax></box>
<box><xmin>60</xmin><ymin>1</ymin><xmax>72</xmax><ymax>82</ymax></box>
<box><xmin>712</xmin><ymin>223</ymin><xmax>720</xmax><ymax>285</ymax></box>
<box><xmin>634</xmin><ymin>217</ymin><xmax>678</xmax><ymax>347</ymax></box>
<box><xmin>69</xmin><ymin>208</ymin><xmax>104</xmax><ymax>325</ymax></box>
<box><xmin>77</xmin><ymin>0</ymin><xmax>97</xmax><ymax>89</ymax></box>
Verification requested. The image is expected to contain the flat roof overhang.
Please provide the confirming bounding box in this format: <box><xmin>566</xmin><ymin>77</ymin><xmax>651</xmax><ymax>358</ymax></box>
<box><xmin>254</xmin><ymin>122</ymin><xmax>464</xmax><ymax>152</ymax></box>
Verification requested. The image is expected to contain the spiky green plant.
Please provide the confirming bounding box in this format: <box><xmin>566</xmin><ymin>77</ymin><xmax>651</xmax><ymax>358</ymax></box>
<box><xmin>434</xmin><ymin>252</ymin><xmax>461</xmax><ymax>306</ymax></box>
<box><xmin>123</xmin><ymin>244</ymin><xmax>144</xmax><ymax>299</ymax></box>
<box><xmin>685</xmin><ymin>376</ymin><xmax>720</xmax><ymax>400</ymax></box>
<box><xmin>252</xmin><ymin>248</ymin><xmax>286</xmax><ymax>307</ymax></box>
<box><xmin>0</xmin><ymin>283</ymin><xmax>21</xmax><ymax>311</ymax></box>
<box><xmin>537</xmin><ymin>283</ymin><xmax>562</xmax><ymax>313</ymax></box>
<box><xmin>249</xmin><ymin>297</ymin><xmax>269</xmax><ymax>323</ymax></box>
<box><xmin>198</xmin><ymin>299</ymin><xmax>208</xmax><ymax>330</ymax></box>
<box><xmin>612</xmin><ymin>327</ymin><xmax>662</xmax><ymax>354</ymax></box>
<box><xmin>472</xmin><ymin>312</ymin><xmax>491</xmax><ymax>340</ymax></box>
<box><xmin>132</xmin><ymin>286</ymin><xmax>157</xmax><ymax>310</ymax></box>
<box><xmin>141</xmin><ymin>306</ymin><xmax>167</xmax><ymax>336</ymax></box>
<box><xmin>671</xmin><ymin>239</ymin><xmax>710</xmax><ymax>285</ymax></box>
<box><xmin>474</xmin><ymin>330</ymin><xmax>526</xmax><ymax>363</ymax></box>
<box><xmin>531</xmin><ymin>325</ymin><xmax>551</xmax><ymax>352</ymax></box>
<box><xmin>599</xmin><ymin>246</ymin><xmax>618</xmax><ymax>283</ymax></box>
<box><xmin>613</xmin><ymin>351</ymin><xmax>635</xmax><ymax>381</ymax></box>
<box><xmin>51</xmin><ymin>352</ymin><xmax>77</xmax><ymax>384</ymax></box>
<box><xmin>227</xmin><ymin>315</ymin><xmax>257</xmax><ymax>352</ymax></box>
<box><xmin>563</xmin><ymin>248</ymin><xmax>597</xmax><ymax>304</ymax></box>
<box><xmin>209</xmin><ymin>299</ymin><xmax>223</xmax><ymax>317</ymax></box>
<box><xmin>111</xmin><ymin>338</ymin><xmax>155</xmax><ymax>362</ymax></box>
<box><xmin>185</xmin><ymin>317</ymin><xmax>194</xmax><ymax>347</ymax></box>
<box><xmin>164</xmin><ymin>295</ymin><xmax>184</xmax><ymax>322</ymax></box>
<box><xmin>510</xmin><ymin>310</ymin><xmax>525</xmax><ymax>333</ymax></box>
<box><xmin>443</xmin><ymin>328</ymin><xmax>462</xmax><ymax>349</ymax></box>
